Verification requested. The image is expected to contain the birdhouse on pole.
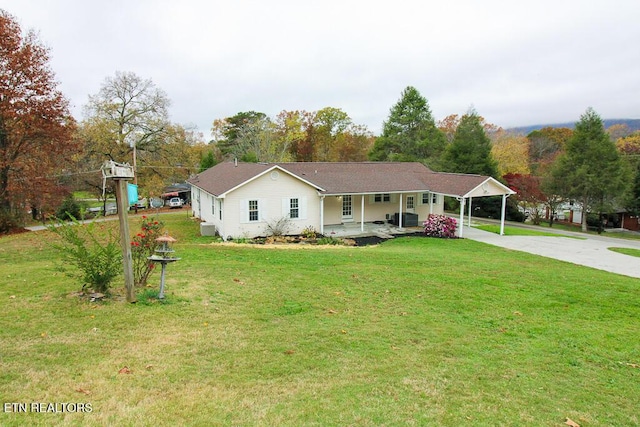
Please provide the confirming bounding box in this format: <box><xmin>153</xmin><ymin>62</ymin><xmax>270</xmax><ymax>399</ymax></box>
<box><xmin>101</xmin><ymin>160</ymin><xmax>135</xmax><ymax>180</ymax></box>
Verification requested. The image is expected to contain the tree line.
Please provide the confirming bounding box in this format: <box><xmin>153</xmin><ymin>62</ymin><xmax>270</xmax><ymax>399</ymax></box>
<box><xmin>1</xmin><ymin>8</ymin><xmax>637</xmax><ymax>233</ymax></box>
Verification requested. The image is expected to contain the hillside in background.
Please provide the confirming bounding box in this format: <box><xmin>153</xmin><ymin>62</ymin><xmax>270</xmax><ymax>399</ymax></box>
<box><xmin>508</xmin><ymin>119</ymin><xmax>640</xmax><ymax>135</ymax></box>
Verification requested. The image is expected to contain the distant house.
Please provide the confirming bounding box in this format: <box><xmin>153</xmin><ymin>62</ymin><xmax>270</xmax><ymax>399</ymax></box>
<box><xmin>187</xmin><ymin>161</ymin><xmax>515</xmax><ymax>240</ymax></box>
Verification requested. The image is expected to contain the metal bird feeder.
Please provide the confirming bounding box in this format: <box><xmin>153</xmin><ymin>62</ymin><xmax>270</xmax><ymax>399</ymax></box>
<box><xmin>147</xmin><ymin>233</ymin><xmax>180</xmax><ymax>299</ymax></box>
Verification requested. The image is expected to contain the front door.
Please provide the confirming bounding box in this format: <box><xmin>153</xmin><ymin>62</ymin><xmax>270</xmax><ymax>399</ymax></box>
<box><xmin>342</xmin><ymin>195</ymin><xmax>353</xmax><ymax>221</ymax></box>
<box><xmin>406</xmin><ymin>195</ymin><xmax>415</xmax><ymax>213</ymax></box>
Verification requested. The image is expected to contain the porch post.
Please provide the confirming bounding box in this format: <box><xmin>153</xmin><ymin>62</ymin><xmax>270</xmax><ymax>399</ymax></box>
<box><xmin>458</xmin><ymin>197</ymin><xmax>465</xmax><ymax>238</ymax></box>
<box><xmin>468</xmin><ymin>196</ymin><xmax>473</xmax><ymax>228</ymax></box>
<box><xmin>398</xmin><ymin>193</ymin><xmax>403</xmax><ymax>229</ymax></box>
<box><xmin>360</xmin><ymin>194</ymin><xmax>365</xmax><ymax>232</ymax></box>
<box><xmin>500</xmin><ymin>194</ymin><xmax>507</xmax><ymax>235</ymax></box>
<box><xmin>320</xmin><ymin>195</ymin><xmax>325</xmax><ymax>235</ymax></box>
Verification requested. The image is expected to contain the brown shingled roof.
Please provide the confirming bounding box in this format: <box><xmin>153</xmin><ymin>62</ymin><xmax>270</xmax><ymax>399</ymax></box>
<box><xmin>275</xmin><ymin>162</ymin><xmax>433</xmax><ymax>194</ymax></box>
<box><xmin>424</xmin><ymin>171</ymin><xmax>490</xmax><ymax>197</ymax></box>
<box><xmin>187</xmin><ymin>161</ymin><xmax>507</xmax><ymax>198</ymax></box>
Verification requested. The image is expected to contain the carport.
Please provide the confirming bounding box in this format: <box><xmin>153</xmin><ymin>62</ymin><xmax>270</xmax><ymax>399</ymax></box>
<box><xmin>426</xmin><ymin>173</ymin><xmax>516</xmax><ymax>237</ymax></box>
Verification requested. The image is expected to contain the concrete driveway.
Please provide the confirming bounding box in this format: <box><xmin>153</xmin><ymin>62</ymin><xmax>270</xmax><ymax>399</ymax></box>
<box><xmin>462</xmin><ymin>224</ymin><xmax>640</xmax><ymax>279</ymax></box>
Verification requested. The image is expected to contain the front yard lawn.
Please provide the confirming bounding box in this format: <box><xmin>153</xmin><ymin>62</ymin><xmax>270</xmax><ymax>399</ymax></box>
<box><xmin>1</xmin><ymin>214</ymin><xmax>638</xmax><ymax>426</ymax></box>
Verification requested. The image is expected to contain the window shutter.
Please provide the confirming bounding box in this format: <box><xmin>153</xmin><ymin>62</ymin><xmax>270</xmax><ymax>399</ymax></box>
<box><xmin>240</xmin><ymin>199</ymin><xmax>248</xmax><ymax>223</ymax></box>
<box><xmin>259</xmin><ymin>199</ymin><xmax>267</xmax><ymax>221</ymax></box>
<box><xmin>299</xmin><ymin>197</ymin><xmax>307</xmax><ymax>220</ymax></box>
<box><xmin>282</xmin><ymin>198</ymin><xmax>290</xmax><ymax>218</ymax></box>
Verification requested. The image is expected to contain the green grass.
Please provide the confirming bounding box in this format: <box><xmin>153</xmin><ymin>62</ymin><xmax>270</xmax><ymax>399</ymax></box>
<box><xmin>474</xmin><ymin>224</ymin><xmax>572</xmax><ymax>237</ymax></box>
<box><xmin>1</xmin><ymin>214</ymin><xmax>639</xmax><ymax>426</ymax></box>
<box><xmin>609</xmin><ymin>247</ymin><xmax>640</xmax><ymax>258</ymax></box>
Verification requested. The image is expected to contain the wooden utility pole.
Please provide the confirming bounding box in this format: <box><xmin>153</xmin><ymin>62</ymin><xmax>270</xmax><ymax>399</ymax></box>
<box><xmin>102</xmin><ymin>160</ymin><xmax>136</xmax><ymax>303</ymax></box>
<box><xmin>114</xmin><ymin>179</ymin><xmax>135</xmax><ymax>302</ymax></box>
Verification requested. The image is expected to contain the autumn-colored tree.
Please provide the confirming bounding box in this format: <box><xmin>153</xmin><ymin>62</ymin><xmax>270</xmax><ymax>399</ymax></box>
<box><xmin>606</xmin><ymin>123</ymin><xmax>633</xmax><ymax>141</ymax></box>
<box><xmin>616</xmin><ymin>132</ymin><xmax>640</xmax><ymax>156</ymax></box>
<box><xmin>503</xmin><ymin>173</ymin><xmax>546</xmax><ymax>224</ymax></box>
<box><xmin>527</xmin><ymin>127</ymin><xmax>572</xmax><ymax>173</ymax></box>
<box><xmin>0</xmin><ymin>10</ymin><xmax>77</xmax><ymax>231</ymax></box>
<box><xmin>333</xmin><ymin>124</ymin><xmax>374</xmax><ymax>162</ymax></box>
<box><xmin>437</xmin><ymin>114</ymin><xmax>460</xmax><ymax>144</ymax></box>
<box><xmin>491</xmin><ymin>131</ymin><xmax>530</xmax><ymax>176</ymax></box>
<box><xmin>438</xmin><ymin>114</ymin><xmax>502</xmax><ymax>145</ymax></box>
<box><xmin>312</xmin><ymin>107</ymin><xmax>351</xmax><ymax>161</ymax></box>
<box><xmin>274</xmin><ymin>110</ymin><xmax>306</xmax><ymax>160</ymax></box>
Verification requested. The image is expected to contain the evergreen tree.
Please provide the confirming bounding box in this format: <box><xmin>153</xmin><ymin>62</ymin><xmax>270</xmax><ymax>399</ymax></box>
<box><xmin>441</xmin><ymin>110</ymin><xmax>498</xmax><ymax>177</ymax></box>
<box><xmin>199</xmin><ymin>150</ymin><xmax>217</xmax><ymax>172</ymax></box>
<box><xmin>550</xmin><ymin>108</ymin><xmax>627</xmax><ymax>232</ymax></box>
<box><xmin>369</xmin><ymin>86</ymin><xmax>445</xmax><ymax>167</ymax></box>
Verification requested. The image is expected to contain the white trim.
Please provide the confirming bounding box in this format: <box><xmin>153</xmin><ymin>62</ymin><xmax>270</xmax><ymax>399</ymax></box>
<box><xmin>361</xmin><ymin>195</ymin><xmax>365</xmax><ymax>232</ymax></box>
<box><xmin>458</xmin><ymin>198</ymin><xmax>465</xmax><ymax>238</ymax></box>
<box><xmin>462</xmin><ymin>177</ymin><xmax>515</xmax><ymax>198</ymax></box>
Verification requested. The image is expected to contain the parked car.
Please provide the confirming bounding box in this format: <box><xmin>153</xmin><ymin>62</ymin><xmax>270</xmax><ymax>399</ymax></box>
<box><xmin>168</xmin><ymin>197</ymin><xmax>183</xmax><ymax>208</ymax></box>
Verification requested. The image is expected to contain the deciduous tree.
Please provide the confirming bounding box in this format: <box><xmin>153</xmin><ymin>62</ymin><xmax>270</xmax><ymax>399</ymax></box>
<box><xmin>491</xmin><ymin>132</ymin><xmax>530</xmax><ymax>176</ymax></box>
<box><xmin>82</xmin><ymin>71</ymin><xmax>170</xmax><ymax>168</ymax></box>
<box><xmin>0</xmin><ymin>10</ymin><xmax>77</xmax><ymax>231</ymax></box>
<box><xmin>503</xmin><ymin>173</ymin><xmax>545</xmax><ymax>224</ymax></box>
<box><xmin>527</xmin><ymin>127</ymin><xmax>572</xmax><ymax>173</ymax></box>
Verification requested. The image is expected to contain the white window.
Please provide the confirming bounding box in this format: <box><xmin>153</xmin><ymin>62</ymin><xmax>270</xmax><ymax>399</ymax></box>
<box><xmin>218</xmin><ymin>199</ymin><xmax>223</xmax><ymax>220</ymax></box>
<box><xmin>422</xmin><ymin>193</ymin><xmax>438</xmax><ymax>204</ymax></box>
<box><xmin>290</xmin><ymin>198</ymin><xmax>299</xmax><ymax>219</ymax></box>
<box><xmin>373</xmin><ymin>193</ymin><xmax>391</xmax><ymax>203</ymax></box>
<box><xmin>282</xmin><ymin>197</ymin><xmax>307</xmax><ymax>220</ymax></box>
<box><xmin>374</xmin><ymin>193</ymin><xmax>391</xmax><ymax>203</ymax></box>
<box><xmin>248</xmin><ymin>200</ymin><xmax>259</xmax><ymax>222</ymax></box>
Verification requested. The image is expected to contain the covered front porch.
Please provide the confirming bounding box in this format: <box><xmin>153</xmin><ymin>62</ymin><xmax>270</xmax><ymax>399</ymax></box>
<box><xmin>322</xmin><ymin>221</ymin><xmax>424</xmax><ymax>239</ymax></box>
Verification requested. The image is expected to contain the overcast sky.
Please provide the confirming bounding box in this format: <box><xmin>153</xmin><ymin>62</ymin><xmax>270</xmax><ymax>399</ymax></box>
<box><xmin>4</xmin><ymin>0</ymin><xmax>640</xmax><ymax>137</ymax></box>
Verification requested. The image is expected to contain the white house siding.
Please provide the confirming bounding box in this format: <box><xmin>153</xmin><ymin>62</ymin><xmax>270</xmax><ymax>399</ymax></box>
<box><xmin>223</xmin><ymin>170</ymin><xmax>321</xmax><ymax>239</ymax></box>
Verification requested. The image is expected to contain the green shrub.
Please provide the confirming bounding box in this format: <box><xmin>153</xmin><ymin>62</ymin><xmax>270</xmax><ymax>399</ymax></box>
<box><xmin>56</xmin><ymin>196</ymin><xmax>83</xmax><ymax>221</ymax></box>
<box><xmin>49</xmin><ymin>217</ymin><xmax>122</xmax><ymax>294</ymax></box>
<box><xmin>301</xmin><ymin>226</ymin><xmax>318</xmax><ymax>239</ymax></box>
